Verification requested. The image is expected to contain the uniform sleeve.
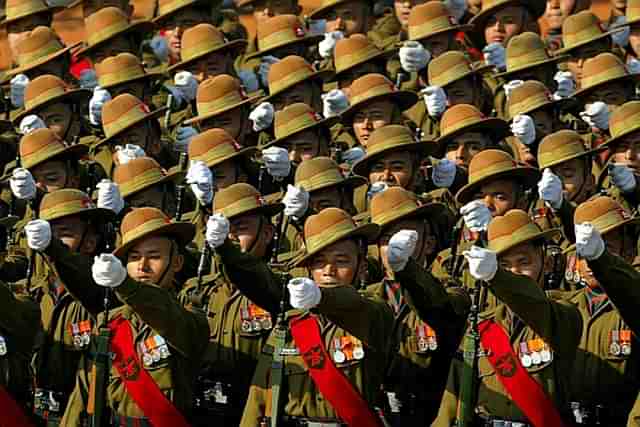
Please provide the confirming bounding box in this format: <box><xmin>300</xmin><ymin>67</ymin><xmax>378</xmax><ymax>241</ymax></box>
<box><xmin>589</xmin><ymin>250</ymin><xmax>640</xmax><ymax>336</ymax></box>
<box><xmin>0</xmin><ymin>281</ymin><xmax>40</xmax><ymax>352</ymax></box>
<box><xmin>115</xmin><ymin>278</ymin><xmax>209</xmax><ymax>360</ymax></box>
<box><xmin>488</xmin><ymin>269</ymin><xmax>582</xmax><ymax>358</ymax></box>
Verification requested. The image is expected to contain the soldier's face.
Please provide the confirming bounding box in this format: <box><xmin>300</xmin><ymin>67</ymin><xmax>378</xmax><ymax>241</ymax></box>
<box><xmin>109</xmin><ymin>81</ymin><xmax>147</xmax><ymax>102</ymax></box>
<box><xmin>24</xmin><ymin>55</ymin><xmax>68</xmax><ymax>81</ymax></box>
<box><xmin>251</xmin><ymin>0</ymin><xmax>298</xmax><ymax>24</ymax></box>
<box><xmin>394</xmin><ymin>0</ymin><xmax>428</xmax><ymax>28</ymax></box>
<box><xmin>629</xmin><ymin>27</ymin><xmax>640</xmax><ymax>57</ymax></box>
<box><xmin>200</xmin><ymin>108</ymin><xmax>244</xmax><ymax>140</ymax></box>
<box><xmin>184</xmin><ymin>52</ymin><xmax>235</xmax><ymax>82</ymax></box>
<box><xmin>379</xmin><ymin>219</ymin><xmax>435</xmax><ymax>272</ymax></box>
<box><xmin>324</xmin><ymin>2</ymin><xmax>369</xmax><ymax>36</ymax></box>
<box><xmin>352</xmin><ymin>100</ymin><xmax>395</xmax><ymax>147</ymax></box>
<box><xmin>272</xmin><ymin>82</ymin><xmax>314</xmax><ymax>111</ymax></box>
<box><xmin>444</xmin><ymin>132</ymin><xmax>492</xmax><ymax>170</ymax></box>
<box><xmin>127</xmin><ymin>236</ymin><xmax>184</xmax><ymax>288</ymax></box>
<box><xmin>309</xmin><ymin>187</ymin><xmax>343</xmax><ymax>213</ymax></box>
<box><xmin>309</xmin><ymin>239</ymin><xmax>361</xmax><ymax>286</ymax></box>
<box><xmin>38</xmin><ymin>102</ymin><xmax>73</xmax><ymax>140</ymax></box>
<box><xmin>337</xmin><ymin>62</ymin><xmax>381</xmax><ymax>96</ymax></box>
<box><xmin>162</xmin><ymin>7</ymin><xmax>207</xmax><ymax>61</ymax></box>
<box><xmin>474</xmin><ymin>179</ymin><xmax>519</xmax><ymax>217</ymax></box>
<box><xmin>529</xmin><ymin>108</ymin><xmax>555</xmax><ymax>141</ymax></box>
<box><xmin>286</xmin><ymin>129</ymin><xmax>329</xmax><ymax>164</ymax></box>
<box><xmin>545</xmin><ymin>0</ymin><xmax>576</xmax><ymax>31</ymax></box>
<box><xmin>228</xmin><ymin>214</ymin><xmax>273</xmax><ymax>257</ymax></box>
<box><xmin>212</xmin><ymin>159</ymin><xmax>240</xmax><ymax>190</ymax></box>
<box><xmin>498</xmin><ymin>241</ymin><xmax>545</xmax><ymax>285</ymax></box>
<box><xmin>83</xmin><ymin>0</ymin><xmax>132</xmax><ymax>18</ymax></box>
<box><xmin>483</xmin><ymin>6</ymin><xmax>526</xmax><ymax>46</ymax></box>
<box><xmin>611</xmin><ymin>131</ymin><xmax>640</xmax><ymax>174</ymax></box>
<box><xmin>445</xmin><ymin>78</ymin><xmax>477</xmax><ymax>107</ymax></box>
<box><xmin>550</xmin><ymin>157</ymin><xmax>592</xmax><ymax>202</ymax></box>
<box><xmin>32</xmin><ymin>160</ymin><xmax>75</xmax><ymax>193</ymax></box>
<box><xmin>50</xmin><ymin>216</ymin><xmax>98</xmax><ymax>255</ymax></box>
<box><xmin>604</xmin><ymin>227</ymin><xmax>636</xmax><ymax>262</ymax></box>
<box><xmin>584</xmin><ymin>82</ymin><xmax>630</xmax><ymax>109</ymax></box>
<box><xmin>566</xmin><ymin>39</ymin><xmax>610</xmax><ymax>85</ymax></box>
<box><xmin>127</xmin><ymin>185</ymin><xmax>176</xmax><ymax>214</ymax></box>
<box><xmin>369</xmin><ymin>152</ymin><xmax>415</xmax><ymax>190</ymax></box>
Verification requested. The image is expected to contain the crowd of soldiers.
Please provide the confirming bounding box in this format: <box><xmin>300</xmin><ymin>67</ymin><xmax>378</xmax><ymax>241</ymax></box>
<box><xmin>1</xmin><ymin>0</ymin><xmax>640</xmax><ymax>425</ymax></box>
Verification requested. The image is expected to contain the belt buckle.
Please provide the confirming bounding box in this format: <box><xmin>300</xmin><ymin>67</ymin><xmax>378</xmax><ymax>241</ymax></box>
<box><xmin>307</xmin><ymin>423</ymin><xmax>340</xmax><ymax>427</ymax></box>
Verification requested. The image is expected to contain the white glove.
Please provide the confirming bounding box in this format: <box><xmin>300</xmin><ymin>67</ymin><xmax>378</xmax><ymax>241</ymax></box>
<box><xmin>287</xmin><ymin>277</ymin><xmax>322</xmax><ymax>310</ymax></box>
<box><xmin>443</xmin><ymin>0</ymin><xmax>467</xmax><ymax>22</ymax></box>
<box><xmin>10</xmin><ymin>74</ymin><xmax>29</xmax><ymax>108</ymax></box>
<box><xmin>580</xmin><ymin>101</ymin><xmax>610</xmax><ymax>131</ymax></box>
<box><xmin>628</xmin><ymin>57</ymin><xmax>640</xmax><ymax>74</ymax></box>
<box><xmin>19</xmin><ymin>115</ymin><xmax>45</xmax><ymax>135</ymax></box>
<box><xmin>258</xmin><ymin>55</ymin><xmax>279</xmax><ymax>88</ymax></box>
<box><xmin>610</xmin><ymin>15</ymin><xmax>630</xmax><ymax>48</ymax></box>
<box><xmin>538</xmin><ymin>168</ymin><xmax>564</xmax><ymax>210</ymax></box>
<box><xmin>575</xmin><ymin>222</ymin><xmax>605</xmax><ymax>261</ymax></box>
<box><xmin>609</xmin><ymin>163</ymin><xmax>637</xmax><ymax>193</ymax></box>
<box><xmin>511</xmin><ymin>114</ymin><xmax>536</xmax><ymax>146</ymax></box>
<box><xmin>503</xmin><ymin>79</ymin><xmax>524</xmax><ymax>100</ymax></box>
<box><xmin>367</xmin><ymin>181</ymin><xmax>389</xmax><ymax>200</ymax></box>
<box><xmin>283</xmin><ymin>184</ymin><xmax>309</xmax><ymax>219</ymax></box>
<box><xmin>186</xmin><ymin>160</ymin><xmax>214</xmax><ymax>205</ymax></box>
<box><xmin>399</xmin><ymin>41</ymin><xmax>431</xmax><ymax>73</ymax></box>
<box><xmin>174</xmin><ymin>71</ymin><xmax>198</xmax><ymax>103</ymax></box>
<box><xmin>92</xmin><ymin>254</ymin><xmax>127</xmax><ymax>288</ymax></box>
<box><xmin>421</xmin><ymin>86</ymin><xmax>447</xmax><ymax>118</ymax></box>
<box><xmin>249</xmin><ymin>102</ymin><xmax>275</xmax><ymax>132</ymax></box>
<box><xmin>322</xmin><ymin>89</ymin><xmax>349</xmax><ymax>118</ymax></box>
<box><xmin>460</xmin><ymin>200</ymin><xmax>492</xmax><ymax>232</ymax></box>
<box><xmin>262</xmin><ymin>146</ymin><xmax>291</xmax><ymax>178</ymax></box>
<box><xmin>175</xmin><ymin>126</ymin><xmax>198</xmax><ymax>153</ymax></box>
<box><xmin>96</xmin><ymin>179</ymin><xmax>124</xmax><ymax>214</ymax></box>
<box><xmin>115</xmin><ymin>144</ymin><xmax>145</xmax><ymax>165</ymax></box>
<box><xmin>205</xmin><ymin>213</ymin><xmax>230</xmax><ymax>249</ymax></box>
<box><xmin>78</xmin><ymin>69</ymin><xmax>98</xmax><ymax>90</ymax></box>
<box><xmin>387</xmin><ymin>229</ymin><xmax>418</xmax><ymax>272</ymax></box>
<box><xmin>553</xmin><ymin>71</ymin><xmax>576</xmax><ymax>99</ymax></box>
<box><xmin>318</xmin><ymin>31</ymin><xmax>344</xmax><ymax>59</ymax></box>
<box><xmin>463</xmin><ymin>245</ymin><xmax>498</xmax><ymax>281</ymax></box>
<box><xmin>237</xmin><ymin>69</ymin><xmax>260</xmax><ymax>93</ymax></box>
<box><xmin>89</xmin><ymin>86</ymin><xmax>111</xmax><ymax>126</ymax></box>
<box><xmin>25</xmin><ymin>219</ymin><xmax>51</xmax><ymax>251</ymax></box>
<box><xmin>341</xmin><ymin>146</ymin><xmax>366</xmax><ymax>165</ymax></box>
<box><xmin>431</xmin><ymin>158</ymin><xmax>456</xmax><ymax>188</ymax></box>
<box><xmin>149</xmin><ymin>35</ymin><xmax>169</xmax><ymax>63</ymax></box>
<box><xmin>483</xmin><ymin>42</ymin><xmax>506</xmax><ymax>70</ymax></box>
<box><xmin>10</xmin><ymin>168</ymin><xmax>37</xmax><ymax>200</ymax></box>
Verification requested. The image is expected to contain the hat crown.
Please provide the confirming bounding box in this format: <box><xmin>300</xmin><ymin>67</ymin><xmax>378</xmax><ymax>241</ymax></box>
<box><xmin>367</xmin><ymin>124</ymin><xmax>415</xmax><ymax>153</ymax></box>
<box><xmin>304</xmin><ymin>207</ymin><xmax>358</xmax><ymax>241</ymax></box>
<box><xmin>574</xmin><ymin>196</ymin><xmax>632</xmax><ymax>233</ymax></box>
<box><xmin>295</xmin><ymin>157</ymin><xmax>344</xmax><ymax>189</ymax></box>
<box><xmin>580</xmin><ymin>53</ymin><xmax>628</xmax><ymax>90</ymax></box>
<box><xmin>182</xmin><ymin>23</ymin><xmax>225</xmax><ymax>47</ymax></box>
<box><xmin>428</xmin><ymin>51</ymin><xmax>473</xmax><ymax>87</ymax></box>
<box><xmin>120</xmin><ymin>207</ymin><xmax>172</xmax><ymax>238</ymax></box>
<box><xmin>538</xmin><ymin>130</ymin><xmax>587</xmax><ymax>167</ymax></box>
<box><xmin>113</xmin><ymin>156</ymin><xmax>164</xmax><ymax>185</ymax></box>
<box><xmin>274</xmin><ymin>102</ymin><xmax>324</xmax><ymax>140</ymax></box>
<box><xmin>268</xmin><ymin>55</ymin><xmax>313</xmax><ymax>87</ymax></box>
<box><xmin>196</xmin><ymin>74</ymin><xmax>244</xmax><ymax>103</ymax></box>
<box><xmin>5</xmin><ymin>0</ymin><xmax>49</xmax><ymax>21</ymax></box>
<box><xmin>188</xmin><ymin>128</ymin><xmax>240</xmax><ymax>158</ymax></box>
<box><xmin>85</xmin><ymin>6</ymin><xmax>128</xmax><ymax>34</ymax></box>
<box><xmin>504</xmin><ymin>32</ymin><xmax>552</xmax><ymax>71</ymax></box>
<box><xmin>96</xmin><ymin>52</ymin><xmax>144</xmax><ymax>79</ymax></box>
<box><xmin>19</xmin><ymin>127</ymin><xmax>65</xmax><ymax>157</ymax></box>
<box><xmin>348</xmin><ymin>73</ymin><xmax>397</xmax><ymax>104</ymax></box>
<box><xmin>333</xmin><ymin>34</ymin><xmax>382</xmax><ymax>73</ymax></box>
<box><xmin>488</xmin><ymin>209</ymin><xmax>534</xmax><ymax>240</ymax></box>
<box><xmin>440</xmin><ymin>103</ymin><xmax>485</xmax><ymax>134</ymax></box>
<box><xmin>562</xmin><ymin>11</ymin><xmax>606</xmax><ymax>49</ymax></box>
<box><xmin>16</xmin><ymin>26</ymin><xmax>62</xmax><ymax>57</ymax></box>
<box><xmin>257</xmin><ymin>14</ymin><xmax>306</xmax><ymax>52</ymax></box>
<box><xmin>40</xmin><ymin>188</ymin><xmax>95</xmax><ymax>218</ymax></box>
<box><xmin>629</xmin><ymin>0</ymin><xmax>640</xmax><ymax>22</ymax></box>
<box><xmin>23</xmin><ymin>74</ymin><xmax>67</xmax><ymax>106</ymax></box>
<box><xmin>507</xmin><ymin>80</ymin><xmax>555</xmax><ymax>118</ymax></box>
<box><xmin>610</xmin><ymin>101</ymin><xmax>640</xmax><ymax>138</ymax></box>
<box><xmin>370</xmin><ymin>187</ymin><xmax>419</xmax><ymax>222</ymax></box>
<box><xmin>213</xmin><ymin>183</ymin><xmax>267</xmax><ymax>218</ymax></box>
<box><xmin>468</xmin><ymin>149</ymin><xmax>517</xmax><ymax>180</ymax></box>
<box><xmin>408</xmin><ymin>1</ymin><xmax>457</xmax><ymax>40</ymax></box>
<box><xmin>101</xmin><ymin>93</ymin><xmax>151</xmax><ymax>127</ymax></box>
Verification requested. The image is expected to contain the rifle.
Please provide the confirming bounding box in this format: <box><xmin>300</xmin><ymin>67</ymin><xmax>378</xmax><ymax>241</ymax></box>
<box><xmin>544</xmin><ymin>245</ymin><xmax>563</xmax><ymax>290</ymax></box>
<box><xmin>174</xmin><ymin>152</ymin><xmax>188</xmax><ymax>221</ymax></box>
<box><xmin>164</xmin><ymin>94</ymin><xmax>174</xmax><ymax>130</ymax></box>
<box><xmin>89</xmin><ymin>222</ymin><xmax>116</xmax><ymax>427</ymax></box>
<box><xmin>269</xmin><ymin>267</ymin><xmax>290</xmax><ymax>427</ymax></box>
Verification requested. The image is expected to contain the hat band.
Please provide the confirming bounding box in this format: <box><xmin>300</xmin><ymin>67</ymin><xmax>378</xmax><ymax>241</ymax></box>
<box><xmin>25</xmin><ymin>85</ymin><xmax>66</xmax><ymax>111</ymax></box>
<box><xmin>121</xmin><ymin>216</ymin><xmax>173</xmax><ymax>248</ymax></box>
<box><xmin>580</xmin><ymin>66</ymin><xmax>627</xmax><ymax>91</ymax></box>
<box><xmin>181</xmin><ymin>38</ymin><xmax>228</xmax><ymax>62</ymax></box>
<box><xmin>216</xmin><ymin>194</ymin><xmax>263</xmax><ymax>219</ymax></box>
<box><xmin>297</xmin><ymin>169</ymin><xmax>344</xmax><ymax>193</ymax></box>
<box><xmin>591</xmin><ymin>210</ymin><xmax>630</xmax><ymax>234</ymax></box>
<box><xmin>99</xmin><ymin>65</ymin><xmax>146</xmax><ymax>87</ymax></box>
<box><xmin>368</xmin><ymin>134</ymin><xmax>416</xmax><ymax>156</ymax></box>
<box><xmin>430</xmin><ymin>62</ymin><xmax>473</xmax><ymax>87</ymax></box>
<box><xmin>629</xmin><ymin>6</ymin><xmax>640</xmax><ymax>22</ymax></box>
<box><xmin>506</xmin><ymin>49</ymin><xmax>550</xmax><ymax>70</ymax></box>
<box><xmin>103</xmin><ymin>105</ymin><xmax>150</xmax><ymax>138</ymax></box>
<box><xmin>259</xmin><ymin>28</ymin><xmax>301</xmax><ymax>52</ymax></box>
<box><xmin>409</xmin><ymin>17</ymin><xmax>456</xmax><ymax>40</ymax></box>
<box><xmin>22</xmin><ymin>143</ymin><xmax>66</xmax><ymax>169</ymax></box>
<box><xmin>305</xmin><ymin>220</ymin><xmax>357</xmax><ymax>254</ymax></box>
<box><xmin>158</xmin><ymin>0</ymin><xmax>194</xmax><ymax>17</ymax></box>
<box><xmin>197</xmin><ymin>90</ymin><xmax>246</xmax><ymax>116</ymax></box>
<box><xmin>442</xmin><ymin>115</ymin><xmax>484</xmax><ymax>137</ymax></box>
<box><xmin>564</xmin><ymin>27</ymin><xmax>606</xmax><ymax>50</ymax></box>
<box><xmin>192</xmin><ymin>143</ymin><xmax>238</xmax><ymax>167</ymax></box>
<box><xmin>611</xmin><ymin>110</ymin><xmax>640</xmax><ymax>138</ymax></box>
<box><xmin>88</xmin><ymin>20</ymin><xmax>130</xmax><ymax>47</ymax></box>
<box><xmin>538</xmin><ymin>142</ymin><xmax>586</xmax><ymax>167</ymax></box>
<box><xmin>6</xmin><ymin>3</ymin><xmax>47</xmax><ymax>20</ymax></box>
<box><xmin>40</xmin><ymin>198</ymin><xmax>95</xmax><ymax>221</ymax></box>
<box><xmin>275</xmin><ymin>113</ymin><xmax>322</xmax><ymax>140</ymax></box>
<box><xmin>120</xmin><ymin>168</ymin><xmax>166</xmax><ymax>197</ymax></box>
<box><xmin>508</xmin><ymin>93</ymin><xmax>553</xmax><ymax>118</ymax></box>
<box><xmin>270</xmin><ymin>67</ymin><xmax>314</xmax><ymax>95</ymax></box>
<box><xmin>373</xmin><ymin>199</ymin><xmax>419</xmax><ymax>227</ymax></box>
<box><xmin>488</xmin><ymin>222</ymin><xmax>544</xmax><ymax>253</ymax></box>
<box><xmin>335</xmin><ymin>47</ymin><xmax>380</xmax><ymax>73</ymax></box>
<box><xmin>18</xmin><ymin>40</ymin><xmax>62</xmax><ymax>66</ymax></box>
<box><xmin>469</xmin><ymin>159</ymin><xmax>519</xmax><ymax>184</ymax></box>
<box><xmin>350</xmin><ymin>81</ymin><xmax>396</xmax><ymax>106</ymax></box>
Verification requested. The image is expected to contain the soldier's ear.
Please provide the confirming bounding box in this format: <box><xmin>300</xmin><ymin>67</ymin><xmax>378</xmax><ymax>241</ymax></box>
<box><xmin>172</xmin><ymin>253</ymin><xmax>185</xmax><ymax>274</ymax></box>
<box><xmin>262</xmin><ymin>222</ymin><xmax>275</xmax><ymax>246</ymax></box>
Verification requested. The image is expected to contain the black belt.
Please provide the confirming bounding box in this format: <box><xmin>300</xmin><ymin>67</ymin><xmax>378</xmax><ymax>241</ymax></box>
<box><xmin>111</xmin><ymin>414</ymin><xmax>153</xmax><ymax>427</ymax></box>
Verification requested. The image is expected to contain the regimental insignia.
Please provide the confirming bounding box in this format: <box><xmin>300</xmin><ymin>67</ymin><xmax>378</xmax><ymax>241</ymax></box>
<box><xmin>120</xmin><ymin>355</ymin><xmax>140</xmax><ymax>380</ymax></box>
<box><xmin>303</xmin><ymin>345</ymin><xmax>325</xmax><ymax>369</ymax></box>
<box><xmin>495</xmin><ymin>352</ymin><xmax>517</xmax><ymax>378</ymax></box>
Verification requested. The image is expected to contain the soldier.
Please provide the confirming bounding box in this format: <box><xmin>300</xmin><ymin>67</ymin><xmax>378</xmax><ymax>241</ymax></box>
<box><xmin>625</xmin><ymin>0</ymin><xmax>640</xmax><ymax>66</ymax></box>
<box><xmin>182</xmin><ymin>183</ymin><xmax>282</xmax><ymax>425</ymax></box>
<box><xmin>307</xmin><ymin>0</ymin><xmax>374</xmax><ymax>37</ymax></box>
<box><xmin>543</xmin><ymin>0</ymin><xmax>592</xmax><ymax>52</ymax></box>
<box><xmin>433</xmin><ymin>209</ymin><xmax>579</xmax><ymax>426</ymax></box>
<box><xmin>37</xmin><ymin>207</ymin><xmax>209</xmax><ymax>425</ymax></box>
<box><xmin>94</xmin><ymin>53</ymin><xmax>162</xmax><ymax>106</ymax></box>
<box><xmin>368</xmin><ymin>187</ymin><xmax>466</xmax><ymax>425</ymax></box>
<box><xmin>205</xmin><ymin>206</ymin><xmax>394</xmax><ymax>426</ymax></box>
<box><xmin>1</xmin><ymin>0</ymin><xmax>57</xmax><ymax>57</ymax></box>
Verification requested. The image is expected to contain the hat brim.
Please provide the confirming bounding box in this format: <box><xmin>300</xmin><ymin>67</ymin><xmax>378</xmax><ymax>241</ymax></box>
<box><xmin>327</xmin><ymin>49</ymin><xmax>395</xmax><ymax>83</ymax></box>
<box><xmin>45</xmin><ymin>206</ymin><xmax>117</xmax><ymax>224</ymax></box>
<box><xmin>573</xmin><ymin>73</ymin><xmax>638</xmax><ymax>99</ymax></box>
<box><xmin>99</xmin><ymin>69</ymin><xmax>163</xmax><ymax>92</ymax></box>
<box><xmin>121</xmin><ymin>167</ymin><xmax>185</xmax><ymax>199</ymax></box>
<box><xmin>25</xmin><ymin>142</ymin><xmax>89</xmax><ymax>171</ymax></box>
<box><xmin>375</xmin><ymin>201</ymin><xmax>452</xmax><ymax>230</ymax></box>
<box><xmin>245</xmin><ymin>34</ymin><xmax>324</xmax><ymax>60</ymax></box>
<box><xmin>539</xmin><ymin>145</ymin><xmax>605</xmax><ymax>170</ymax></box>
<box><xmin>75</xmin><ymin>21</ymin><xmax>154</xmax><ymax>57</ymax></box>
<box><xmin>261</xmin><ymin>115</ymin><xmax>339</xmax><ymax>149</ymax></box>
<box><xmin>554</xmin><ymin>29</ymin><xmax>621</xmax><ymax>55</ymax></box>
<box><xmin>201</xmin><ymin>146</ymin><xmax>257</xmax><ymax>170</ymax></box>
<box><xmin>261</xmin><ymin>68</ymin><xmax>333</xmax><ymax>103</ymax></box>
<box><xmin>95</xmin><ymin>106</ymin><xmax>167</xmax><ymax>148</ymax></box>
<box><xmin>0</xmin><ymin>7</ymin><xmax>57</xmax><ymax>27</ymax></box>
<box><xmin>151</xmin><ymin>0</ymin><xmax>197</xmax><ymax>24</ymax></box>
<box><xmin>292</xmin><ymin>222</ymin><xmax>380</xmax><ymax>267</ymax></box>
<box><xmin>564</xmin><ymin>217</ymin><xmax>640</xmax><ymax>254</ymax></box>
<box><xmin>601</xmin><ymin>124</ymin><xmax>640</xmax><ymax>151</ymax></box>
<box><xmin>469</xmin><ymin>0</ymin><xmax>545</xmax><ymax>30</ymax></box>
<box><xmin>7</xmin><ymin>42</ymin><xmax>80</xmax><ymax>78</ymax></box>
<box><xmin>455</xmin><ymin>165</ymin><xmax>541</xmax><ymax>204</ymax></box>
<box><xmin>113</xmin><ymin>221</ymin><xmax>196</xmax><ymax>258</ymax></box>
<box><xmin>184</xmin><ymin>94</ymin><xmax>261</xmax><ymax>126</ymax></box>
<box><xmin>352</xmin><ymin>141</ymin><xmax>437</xmax><ymax>177</ymax></box>
<box><xmin>495</xmin><ymin>55</ymin><xmax>567</xmax><ymax>79</ymax></box>
<box><xmin>340</xmin><ymin>90</ymin><xmax>419</xmax><ymax>123</ymax></box>
<box><xmin>507</xmin><ymin>96</ymin><xmax>577</xmax><ymax>121</ymax></box>
<box><xmin>437</xmin><ymin>117</ymin><xmax>511</xmax><ymax>145</ymax></box>
<box><xmin>430</xmin><ymin>63</ymin><xmax>494</xmax><ymax>89</ymax></box>
<box><xmin>14</xmin><ymin>88</ymin><xmax>91</xmax><ymax>124</ymax></box>
<box><xmin>492</xmin><ymin>227</ymin><xmax>561</xmax><ymax>255</ymax></box>
<box><xmin>167</xmin><ymin>39</ymin><xmax>248</xmax><ymax>73</ymax></box>
<box><xmin>308</xmin><ymin>174</ymin><xmax>367</xmax><ymax>194</ymax></box>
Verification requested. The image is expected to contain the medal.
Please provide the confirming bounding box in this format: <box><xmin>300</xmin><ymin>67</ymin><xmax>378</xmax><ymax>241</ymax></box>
<box><xmin>622</xmin><ymin>343</ymin><xmax>632</xmax><ymax>356</ymax></box>
<box><xmin>333</xmin><ymin>338</ymin><xmax>346</xmax><ymax>363</ymax></box>
<box><xmin>531</xmin><ymin>352</ymin><xmax>542</xmax><ymax>365</ymax></box>
<box><xmin>73</xmin><ymin>335</ymin><xmax>83</xmax><ymax>348</ymax></box>
<box><xmin>151</xmin><ymin>349</ymin><xmax>161</xmax><ymax>362</ymax></box>
<box><xmin>143</xmin><ymin>353</ymin><xmax>153</xmax><ymax>367</ymax></box>
<box><xmin>0</xmin><ymin>336</ymin><xmax>6</xmax><ymax>356</ymax></box>
<box><xmin>353</xmin><ymin>345</ymin><xmax>365</xmax><ymax>360</ymax></box>
<box><xmin>82</xmin><ymin>333</ymin><xmax>91</xmax><ymax>345</ymax></box>
<box><xmin>540</xmin><ymin>346</ymin><xmax>552</xmax><ymax>363</ymax></box>
<box><xmin>417</xmin><ymin>337</ymin><xmax>429</xmax><ymax>352</ymax></box>
<box><xmin>428</xmin><ymin>337</ymin><xmax>438</xmax><ymax>351</ymax></box>
<box><xmin>519</xmin><ymin>342</ymin><xmax>532</xmax><ymax>368</ymax></box>
<box><xmin>160</xmin><ymin>345</ymin><xmax>170</xmax><ymax>359</ymax></box>
<box><xmin>261</xmin><ymin>317</ymin><xmax>273</xmax><ymax>330</ymax></box>
<box><xmin>241</xmin><ymin>320</ymin><xmax>252</xmax><ymax>332</ymax></box>
<box><xmin>620</xmin><ymin>330</ymin><xmax>632</xmax><ymax>356</ymax></box>
<box><xmin>252</xmin><ymin>319</ymin><xmax>263</xmax><ymax>332</ymax></box>
<box><xmin>610</xmin><ymin>330</ymin><xmax>622</xmax><ymax>356</ymax></box>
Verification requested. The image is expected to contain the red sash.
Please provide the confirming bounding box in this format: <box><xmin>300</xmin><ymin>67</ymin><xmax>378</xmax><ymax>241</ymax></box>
<box><xmin>478</xmin><ymin>320</ymin><xmax>566</xmax><ymax>427</ymax></box>
<box><xmin>0</xmin><ymin>385</ymin><xmax>33</xmax><ymax>427</ymax></box>
<box><xmin>290</xmin><ymin>315</ymin><xmax>382</xmax><ymax>427</ymax></box>
<box><xmin>109</xmin><ymin>317</ymin><xmax>190</xmax><ymax>427</ymax></box>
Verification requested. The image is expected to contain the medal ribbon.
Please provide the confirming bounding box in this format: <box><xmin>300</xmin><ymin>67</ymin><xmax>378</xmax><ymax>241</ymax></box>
<box><xmin>385</xmin><ymin>281</ymin><xmax>405</xmax><ymax>314</ymax></box>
